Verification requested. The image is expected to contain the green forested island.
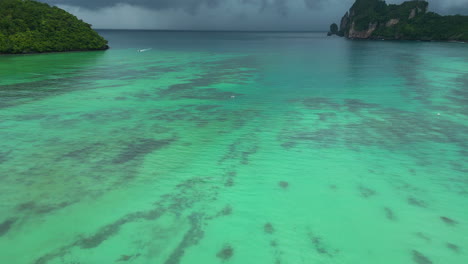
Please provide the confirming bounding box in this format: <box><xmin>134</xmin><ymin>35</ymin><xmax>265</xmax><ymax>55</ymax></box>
<box><xmin>329</xmin><ymin>0</ymin><xmax>468</xmax><ymax>41</ymax></box>
<box><xmin>0</xmin><ymin>0</ymin><xmax>108</xmax><ymax>54</ymax></box>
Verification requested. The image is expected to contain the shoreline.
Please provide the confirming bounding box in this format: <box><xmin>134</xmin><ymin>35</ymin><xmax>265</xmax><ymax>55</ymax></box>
<box><xmin>352</xmin><ymin>37</ymin><xmax>467</xmax><ymax>43</ymax></box>
<box><xmin>329</xmin><ymin>35</ymin><xmax>467</xmax><ymax>44</ymax></box>
<box><xmin>0</xmin><ymin>46</ymin><xmax>109</xmax><ymax>56</ymax></box>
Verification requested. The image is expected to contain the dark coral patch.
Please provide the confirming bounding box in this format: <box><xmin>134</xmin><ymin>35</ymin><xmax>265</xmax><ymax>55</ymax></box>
<box><xmin>440</xmin><ymin>216</ymin><xmax>458</xmax><ymax>226</ymax></box>
<box><xmin>217</xmin><ymin>244</ymin><xmax>234</xmax><ymax>261</ymax></box>
<box><xmin>446</xmin><ymin>243</ymin><xmax>460</xmax><ymax>253</ymax></box>
<box><xmin>316</xmin><ymin>112</ymin><xmax>337</xmax><ymax>121</ymax></box>
<box><xmin>308</xmin><ymin>233</ymin><xmax>339</xmax><ymax>257</ymax></box>
<box><xmin>117</xmin><ymin>255</ymin><xmax>132</xmax><ymax>261</ymax></box>
<box><xmin>224</xmin><ymin>171</ymin><xmax>236</xmax><ymax>187</ymax></box>
<box><xmin>116</xmin><ymin>254</ymin><xmax>140</xmax><ymax>262</ymax></box>
<box><xmin>112</xmin><ymin>137</ymin><xmax>176</xmax><ymax>164</ymax></box>
<box><xmin>412</xmin><ymin>250</ymin><xmax>432</xmax><ymax>264</ymax></box>
<box><xmin>215</xmin><ymin>205</ymin><xmax>232</xmax><ymax>217</ymax></box>
<box><xmin>218</xmin><ymin>136</ymin><xmax>260</xmax><ymax>165</ymax></box>
<box><xmin>35</xmin><ymin>202</ymin><xmax>72</xmax><ymax>214</ymax></box>
<box><xmin>384</xmin><ymin>207</ymin><xmax>396</xmax><ymax>221</ymax></box>
<box><xmin>343</xmin><ymin>99</ymin><xmax>379</xmax><ymax>113</ymax></box>
<box><xmin>301</xmin><ymin>97</ymin><xmax>341</xmax><ymax>109</ymax></box>
<box><xmin>159</xmin><ymin>79</ymin><xmax>242</xmax><ymax>101</ymax></box>
<box><xmin>414</xmin><ymin>232</ymin><xmax>431</xmax><ymax>242</ymax></box>
<box><xmin>164</xmin><ymin>213</ymin><xmax>205</xmax><ymax>264</ymax></box>
<box><xmin>358</xmin><ymin>185</ymin><xmax>376</xmax><ymax>198</ymax></box>
<box><xmin>279</xmin><ymin>181</ymin><xmax>289</xmax><ymax>189</ymax></box>
<box><xmin>181</xmin><ymin>89</ymin><xmax>241</xmax><ymax>101</ymax></box>
<box><xmin>0</xmin><ymin>150</ymin><xmax>11</xmax><ymax>164</ymax></box>
<box><xmin>62</xmin><ymin>143</ymin><xmax>104</xmax><ymax>160</ymax></box>
<box><xmin>77</xmin><ymin>209</ymin><xmax>164</xmax><ymax>249</ymax></box>
<box><xmin>264</xmin><ymin>223</ymin><xmax>275</xmax><ymax>234</ymax></box>
<box><xmin>16</xmin><ymin>201</ymin><xmax>36</xmax><ymax>211</ymax></box>
<box><xmin>407</xmin><ymin>197</ymin><xmax>427</xmax><ymax>208</ymax></box>
<box><xmin>225</xmin><ymin>178</ymin><xmax>234</xmax><ymax>187</ymax></box>
<box><xmin>0</xmin><ymin>218</ymin><xmax>17</xmax><ymax>236</ymax></box>
<box><xmin>16</xmin><ymin>201</ymin><xmax>72</xmax><ymax>215</ymax></box>
<box><xmin>196</xmin><ymin>105</ymin><xmax>221</xmax><ymax>111</ymax></box>
<box><xmin>280</xmin><ymin>142</ymin><xmax>296</xmax><ymax>149</ymax></box>
<box><xmin>310</xmin><ymin>235</ymin><xmax>328</xmax><ymax>255</ymax></box>
<box><xmin>78</xmin><ymin>219</ymin><xmax>129</xmax><ymax>249</ymax></box>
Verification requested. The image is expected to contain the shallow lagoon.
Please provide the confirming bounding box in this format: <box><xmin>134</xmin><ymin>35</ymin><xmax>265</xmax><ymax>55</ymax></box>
<box><xmin>0</xmin><ymin>31</ymin><xmax>467</xmax><ymax>264</ymax></box>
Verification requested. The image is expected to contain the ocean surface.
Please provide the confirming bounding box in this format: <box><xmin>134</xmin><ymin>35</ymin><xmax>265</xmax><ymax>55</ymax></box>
<box><xmin>0</xmin><ymin>31</ymin><xmax>467</xmax><ymax>264</ymax></box>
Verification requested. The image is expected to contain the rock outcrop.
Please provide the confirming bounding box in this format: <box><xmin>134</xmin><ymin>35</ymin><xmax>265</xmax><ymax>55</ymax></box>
<box><xmin>327</xmin><ymin>23</ymin><xmax>339</xmax><ymax>36</ymax></box>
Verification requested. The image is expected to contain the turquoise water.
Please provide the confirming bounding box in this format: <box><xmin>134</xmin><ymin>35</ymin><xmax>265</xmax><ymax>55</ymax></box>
<box><xmin>0</xmin><ymin>31</ymin><xmax>467</xmax><ymax>264</ymax></box>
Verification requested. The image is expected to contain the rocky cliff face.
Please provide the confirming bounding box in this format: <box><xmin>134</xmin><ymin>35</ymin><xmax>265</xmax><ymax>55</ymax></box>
<box><xmin>328</xmin><ymin>0</ymin><xmax>468</xmax><ymax>42</ymax></box>
<box><xmin>338</xmin><ymin>0</ymin><xmax>428</xmax><ymax>39</ymax></box>
<box><xmin>340</xmin><ymin>12</ymin><xmax>350</xmax><ymax>37</ymax></box>
<box><xmin>348</xmin><ymin>22</ymin><xmax>378</xmax><ymax>39</ymax></box>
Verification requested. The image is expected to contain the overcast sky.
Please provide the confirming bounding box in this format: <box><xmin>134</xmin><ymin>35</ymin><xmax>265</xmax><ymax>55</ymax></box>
<box><xmin>40</xmin><ymin>0</ymin><xmax>468</xmax><ymax>30</ymax></box>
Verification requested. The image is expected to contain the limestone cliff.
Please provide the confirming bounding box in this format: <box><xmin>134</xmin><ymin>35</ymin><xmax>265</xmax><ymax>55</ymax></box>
<box><xmin>329</xmin><ymin>0</ymin><xmax>468</xmax><ymax>42</ymax></box>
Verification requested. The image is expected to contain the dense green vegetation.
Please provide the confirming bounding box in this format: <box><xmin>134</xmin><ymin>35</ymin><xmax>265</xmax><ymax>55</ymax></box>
<box><xmin>331</xmin><ymin>0</ymin><xmax>468</xmax><ymax>41</ymax></box>
<box><xmin>350</xmin><ymin>0</ymin><xmax>427</xmax><ymax>31</ymax></box>
<box><xmin>0</xmin><ymin>0</ymin><xmax>108</xmax><ymax>54</ymax></box>
<box><xmin>374</xmin><ymin>12</ymin><xmax>468</xmax><ymax>41</ymax></box>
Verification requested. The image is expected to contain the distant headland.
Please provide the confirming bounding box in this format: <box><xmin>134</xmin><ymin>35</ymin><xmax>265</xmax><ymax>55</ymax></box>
<box><xmin>328</xmin><ymin>0</ymin><xmax>468</xmax><ymax>42</ymax></box>
<box><xmin>0</xmin><ymin>0</ymin><xmax>108</xmax><ymax>54</ymax></box>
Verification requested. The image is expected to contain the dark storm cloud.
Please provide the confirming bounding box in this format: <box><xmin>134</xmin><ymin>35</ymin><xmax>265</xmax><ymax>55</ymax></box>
<box><xmin>447</xmin><ymin>5</ymin><xmax>468</xmax><ymax>15</ymax></box>
<box><xmin>433</xmin><ymin>1</ymin><xmax>468</xmax><ymax>15</ymax></box>
<box><xmin>43</xmin><ymin>0</ymin><xmax>327</xmax><ymax>14</ymax></box>
<box><xmin>40</xmin><ymin>0</ymin><xmax>468</xmax><ymax>30</ymax></box>
<box><xmin>390</xmin><ymin>0</ymin><xmax>468</xmax><ymax>15</ymax></box>
<box><xmin>304</xmin><ymin>0</ymin><xmax>327</xmax><ymax>9</ymax></box>
<box><xmin>44</xmin><ymin>0</ymin><xmax>223</xmax><ymax>13</ymax></box>
<box><xmin>42</xmin><ymin>0</ymin><xmax>468</xmax><ymax>15</ymax></box>
<box><xmin>273</xmin><ymin>0</ymin><xmax>288</xmax><ymax>16</ymax></box>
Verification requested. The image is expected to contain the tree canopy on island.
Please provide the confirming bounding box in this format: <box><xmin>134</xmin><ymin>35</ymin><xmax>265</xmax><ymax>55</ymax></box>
<box><xmin>0</xmin><ymin>0</ymin><xmax>108</xmax><ymax>54</ymax></box>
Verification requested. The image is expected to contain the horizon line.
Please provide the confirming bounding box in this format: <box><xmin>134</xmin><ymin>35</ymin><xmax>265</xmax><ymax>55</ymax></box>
<box><xmin>94</xmin><ymin>29</ymin><xmax>328</xmax><ymax>33</ymax></box>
